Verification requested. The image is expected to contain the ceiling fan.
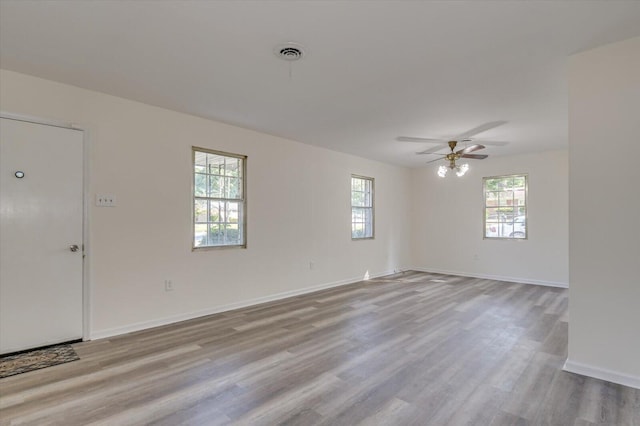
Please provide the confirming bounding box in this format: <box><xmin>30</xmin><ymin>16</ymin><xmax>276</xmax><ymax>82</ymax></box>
<box><xmin>397</xmin><ymin>121</ymin><xmax>508</xmax><ymax>176</ymax></box>
<box><xmin>397</xmin><ymin>121</ymin><xmax>508</xmax><ymax>154</ymax></box>
<box><xmin>427</xmin><ymin>140</ymin><xmax>487</xmax><ymax>176</ymax></box>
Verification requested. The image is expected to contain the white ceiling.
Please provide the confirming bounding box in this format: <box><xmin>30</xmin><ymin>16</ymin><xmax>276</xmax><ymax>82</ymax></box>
<box><xmin>1</xmin><ymin>1</ymin><xmax>640</xmax><ymax>167</ymax></box>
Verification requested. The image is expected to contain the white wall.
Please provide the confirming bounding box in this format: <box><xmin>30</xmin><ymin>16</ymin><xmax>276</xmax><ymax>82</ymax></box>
<box><xmin>410</xmin><ymin>150</ymin><xmax>569</xmax><ymax>287</ymax></box>
<box><xmin>0</xmin><ymin>69</ymin><xmax>412</xmax><ymax>338</ymax></box>
<box><xmin>567</xmin><ymin>37</ymin><xmax>640</xmax><ymax>386</ymax></box>
<box><xmin>4</xmin><ymin>37</ymin><xmax>638</xmax><ymax>389</ymax></box>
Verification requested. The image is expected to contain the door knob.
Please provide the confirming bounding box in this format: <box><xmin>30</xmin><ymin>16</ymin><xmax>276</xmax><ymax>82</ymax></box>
<box><xmin>69</xmin><ymin>245</ymin><xmax>80</xmax><ymax>252</ymax></box>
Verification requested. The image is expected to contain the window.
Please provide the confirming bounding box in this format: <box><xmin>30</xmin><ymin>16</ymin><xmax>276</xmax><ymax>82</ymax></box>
<box><xmin>351</xmin><ymin>175</ymin><xmax>374</xmax><ymax>239</ymax></box>
<box><xmin>483</xmin><ymin>174</ymin><xmax>527</xmax><ymax>239</ymax></box>
<box><xmin>193</xmin><ymin>147</ymin><xmax>246</xmax><ymax>248</ymax></box>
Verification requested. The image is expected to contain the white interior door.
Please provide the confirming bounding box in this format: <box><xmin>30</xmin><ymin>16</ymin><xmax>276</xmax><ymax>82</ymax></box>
<box><xmin>0</xmin><ymin>117</ymin><xmax>84</xmax><ymax>354</ymax></box>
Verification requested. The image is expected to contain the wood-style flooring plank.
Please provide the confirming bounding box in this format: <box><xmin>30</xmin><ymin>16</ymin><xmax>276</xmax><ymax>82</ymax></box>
<box><xmin>0</xmin><ymin>271</ymin><xmax>638</xmax><ymax>425</ymax></box>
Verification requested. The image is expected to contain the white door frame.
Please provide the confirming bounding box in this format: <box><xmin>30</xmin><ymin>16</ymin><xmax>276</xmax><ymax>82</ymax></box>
<box><xmin>1</xmin><ymin>111</ymin><xmax>91</xmax><ymax>342</ymax></box>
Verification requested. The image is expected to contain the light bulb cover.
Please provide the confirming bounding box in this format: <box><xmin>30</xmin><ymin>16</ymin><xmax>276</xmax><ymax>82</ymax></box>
<box><xmin>437</xmin><ymin>165</ymin><xmax>448</xmax><ymax>178</ymax></box>
<box><xmin>456</xmin><ymin>163</ymin><xmax>469</xmax><ymax>177</ymax></box>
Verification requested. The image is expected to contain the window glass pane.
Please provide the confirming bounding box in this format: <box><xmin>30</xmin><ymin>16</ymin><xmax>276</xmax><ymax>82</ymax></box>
<box><xmin>514</xmin><ymin>189</ymin><xmax>526</xmax><ymax>207</ymax></box>
<box><xmin>500</xmin><ymin>207</ymin><xmax>515</xmax><ymax>223</ymax></box>
<box><xmin>351</xmin><ymin>176</ymin><xmax>374</xmax><ymax>239</ymax></box>
<box><xmin>208</xmin><ymin>224</ymin><xmax>222</xmax><ymax>245</ymax></box>
<box><xmin>485</xmin><ymin>222</ymin><xmax>499</xmax><ymax>238</ymax></box>
<box><xmin>352</xmin><ymin>191</ymin><xmax>364</xmax><ymax>207</ymax></box>
<box><xmin>194</xmin><ymin>151</ymin><xmax>208</xmax><ymax>168</ymax></box>
<box><xmin>485</xmin><ymin>191</ymin><xmax>499</xmax><ymax>206</ymax></box>
<box><xmin>364</xmin><ymin>184</ymin><xmax>372</xmax><ymax>205</ymax></box>
<box><xmin>512</xmin><ymin>233</ymin><xmax>526</xmax><ymax>239</ymax></box>
<box><xmin>352</xmin><ymin>207</ymin><xmax>362</xmax><ymax>222</ymax></box>
<box><xmin>497</xmin><ymin>191</ymin><xmax>512</xmax><ymax>207</ymax></box>
<box><xmin>484</xmin><ymin>178</ymin><xmax>502</xmax><ymax>191</ymax></box>
<box><xmin>207</xmin><ymin>153</ymin><xmax>224</xmax><ymax>170</ymax></box>
<box><xmin>225</xmin><ymin>158</ymin><xmax>240</xmax><ymax>177</ymax></box>
<box><xmin>208</xmin><ymin>175</ymin><xmax>222</xmax><ymax>198</ymax></box>
<box><xmin>194</xmin><ymin>173</ymin><xmax>207</xmax><ymax>197</ymax></box>
<box><xmin>209</xmin><ymin>200</ymin><xmax>221</xmax><ymax>222</ymax></box>
<box><xmin>224</xmin><ymin>224</ymin><xmax>241</xmax><ymax>245</ymax></box>
<box><xmin>483</xmin><ymin>174</ymin><xmax>527</xmax><ymax>239</ymax></box>
<box><xmin>194</xmin><ymin>199</ymin><xmax>208</xmax><ymax>223</ymax></box>
<box><xmin>193</xmin><ymin>148</ymin><xmax>246</xmax><ymax>248</ymax></box>
<box><xmin>506</xmin><ymin>178</ymin><xmax>514</xmax><ymax>190</ymax></box>
<box><xmin>227</xmin><ymin>201</ymin><xmax>240</xmax><ymax>223</ymax></box>
<box><xmin>352</xmin><ymin>223</ymin><xmax>364</xmax><ymax>239</ymax></box>
<box><xmin>363</xmin><ymin>209</ymin><xmax>373</xmax><ymax>238</ymax></box>
<box><xmin>502</xmin><ymin>223</ymin><xmax>514</xmax><ymax>237</ymax></box>
<box><xmin>485</xmin><ymin>207</ymin><xmax>501</xmax><ymax>222</ymax></box>
<box><xmin>226</xmin><ymin>177</ymin><xmax>242</xmax><ymax>199</ymax></box>
<box><xmin>194</xmin><ymin>223</ymin><xmax>208</xmax><ymax>247</ymax></box>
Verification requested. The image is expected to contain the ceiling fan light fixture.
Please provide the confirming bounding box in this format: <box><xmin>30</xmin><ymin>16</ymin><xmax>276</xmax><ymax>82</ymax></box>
<box><xmin>437</xmin><ymin>162</ymin><xmax>468</xmax><ymax>178</ymax></box>
<box><xmin>456</xmin><ymin>163</ymin><xmax>469</xmax><ymax>177</ymax></box>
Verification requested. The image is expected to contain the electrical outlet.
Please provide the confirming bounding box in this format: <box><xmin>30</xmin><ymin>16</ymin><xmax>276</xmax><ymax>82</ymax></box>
<box><xmin>164</xmin><ymin>280</ymin><xmax>174</xmax><ymax>291</ymax></box>
<box><xmin>96</xmin><ymin>194</ymin><xmax>117</xmax><ymax>207</ymax></box>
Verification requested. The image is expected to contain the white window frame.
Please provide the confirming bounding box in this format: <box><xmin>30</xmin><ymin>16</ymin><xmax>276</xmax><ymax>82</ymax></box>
<box><xmin>192</xmin><ymin>147</ymin><xmax>247</xmax><ymax>249</ymax></box>
<box><xmin>351</xmin><ymin>175</ymin><xmax>375</xmax><ymax>240</ymax></box>
<box><xmin>483</xmin><ymin>174</ymin><xmax>528</xmax><ymax>240</ymax></box>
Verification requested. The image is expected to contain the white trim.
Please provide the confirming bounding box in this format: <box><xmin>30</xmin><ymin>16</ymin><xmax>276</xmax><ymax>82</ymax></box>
<box><xmin>563</xmin><ymin>359</ymin><xmax>640</xmax><ymax>390</ymax></box>
<box><xmin>0</xmin><ymin>111</ymin><xmax>79</xmax><ymax>130</ymax></box>
<box><xmin>0</xmin><ymin>111</ymin><xmax>91</xmax><ymax>343</ymax></box>
<box><xmin>81</xmin><ymin>129</ymin><xmax>92</xmax><ymax>342</ymax></box>
<box><xmin>411</xmin><ymin>267</ymin><xmax>568</xmax><ymax>288</ymax></box>
<box><xmin>89</xmin><ymin>269</ymin><xmax>395</xmax><ymax>340</ymax></box>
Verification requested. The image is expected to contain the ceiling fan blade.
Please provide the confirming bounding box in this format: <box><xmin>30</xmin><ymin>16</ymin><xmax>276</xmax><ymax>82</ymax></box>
<box><xmin>425</xmin><ymin>157</ymin><xmax>444</xmax><ymax>164</ymax></box>
<box><xmin>456</xmin><ymin>144</ymin><xmax>485</xmax><ymax>155</ymax></box>
<box><xmin>397</xmin><ymin>136</ymin><xmax>446</xmax><ymax>143</ymax></box>
<box><xmin>460</xmin><ymin>154</ymin><xmax>488</xmax><ymax>160</ymax></box>
<box><xmin>454</xmin><ymin>121</ymin><xmax>507</xmax><ymax>140</ymax></box>
<box><xmin>417</xmin><ymin>153</ymin><xmax>447</xmax><ymax>157</ymax></box>
<box><xmin>416</xmin><ymin>146</ymin><xmax>448</xmax><ymax>155</ymax></box>
<box><xmin>477</xmin><ymin>140</ymin><xmax>509</xmax><ymax>147</ymax></box>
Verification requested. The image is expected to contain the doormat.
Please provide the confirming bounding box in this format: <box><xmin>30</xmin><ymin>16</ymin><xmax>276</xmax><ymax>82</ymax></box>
<box><xmin>0</xmin><ymin>344</ymin><xmax>79</xmax><ymax>379</ymax></box>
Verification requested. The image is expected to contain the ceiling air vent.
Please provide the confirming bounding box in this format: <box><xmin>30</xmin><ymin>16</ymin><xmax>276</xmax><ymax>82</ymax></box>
<box><xmin>274</xmin><ymin>42</ymin><xmax>306</xmax><ymax>61</ymax></box>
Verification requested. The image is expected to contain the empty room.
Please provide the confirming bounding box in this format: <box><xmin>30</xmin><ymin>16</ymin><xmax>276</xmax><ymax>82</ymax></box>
<box><xmin>0</xmin><ymin>1</ymin><xmax>639</xmax><ymax>425</ymax></box>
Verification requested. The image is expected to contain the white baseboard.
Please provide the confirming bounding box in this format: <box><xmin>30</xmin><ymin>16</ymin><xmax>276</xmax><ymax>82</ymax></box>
<box><xmin>411</xmin><ymin>267</ymin><xmax>568</xmax><ymax>289</ymax></box>
<box><xmin>90</xmin><ymin>269</ymin><xmax>394</xmax><ymax>340</ymax></box>
<box><xmin>563</xmin><ymin>359</ymin><xmax>640</xmax><ymax>389</ymax></box>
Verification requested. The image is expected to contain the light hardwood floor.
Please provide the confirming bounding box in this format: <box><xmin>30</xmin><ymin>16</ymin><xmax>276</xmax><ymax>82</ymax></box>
<box><xmin>1</xmin><ymin>271</ymin><xmax>638</xmax><ymax>425</ymax></box>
